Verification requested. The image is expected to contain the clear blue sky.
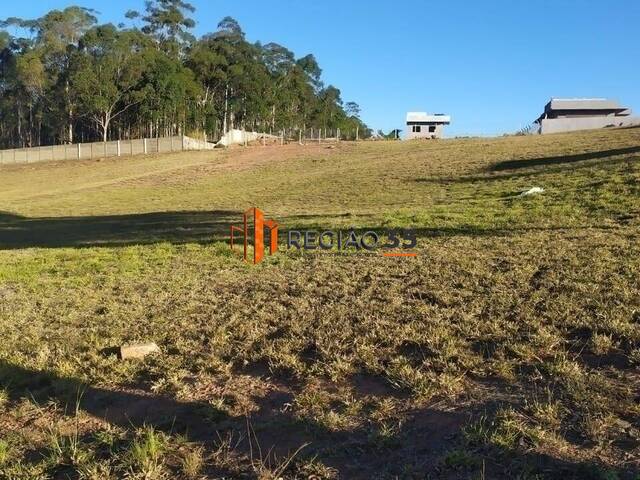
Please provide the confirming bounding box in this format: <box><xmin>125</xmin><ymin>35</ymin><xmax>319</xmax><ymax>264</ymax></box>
<box><xmin>5</xmin><ymin>1</ymin><xmax>640</xmax><ymax>136</ymax></box>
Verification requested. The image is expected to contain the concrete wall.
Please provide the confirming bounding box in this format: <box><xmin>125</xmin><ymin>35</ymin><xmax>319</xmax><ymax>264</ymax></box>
<box><xmin>540</xmin><ymin>116</ymin><xmax>640</xmax><ymax>134</ymax></box>
<box><xmin>183</xmin><ymin>136</ymin><xmax>217</xmax><ymax>150</ymax></box>
<box><xmin>216</xmin><ymin>129</ymin><xmax>279</xmax><ymax>147</ymax></box>
<box><xmin>406</xmin><ymin>124</ymin><xmax>446</xmax><ymax>140</ymax></box>
<box><xmin>0</xmin><ymin>136</ymin><xmax>216</xmax><ymax>166</ymax></box>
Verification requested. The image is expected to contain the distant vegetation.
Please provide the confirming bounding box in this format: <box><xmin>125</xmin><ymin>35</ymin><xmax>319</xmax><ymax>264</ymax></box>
<box><xmin>0</xmin><ymin>0</ymin><xmax>370</xmax><ymax>148</ymax></box>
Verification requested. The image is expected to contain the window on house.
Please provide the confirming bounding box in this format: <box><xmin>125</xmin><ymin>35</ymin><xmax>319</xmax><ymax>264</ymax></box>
<box><xmin>429</xmin><ymin>126</ymin><xmax>436</xmax><ymax>133</ymax></box>
<box><xmin>412</xmin><ymin>125</ymin><xmax>421</xmax><ymax>133</ymax></box>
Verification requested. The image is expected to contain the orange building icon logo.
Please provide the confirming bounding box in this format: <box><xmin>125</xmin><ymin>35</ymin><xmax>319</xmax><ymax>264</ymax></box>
<box><xmin>230</xmin><ymin>208</ymin><xmax>279</xmax><ymax>264</ymax></box>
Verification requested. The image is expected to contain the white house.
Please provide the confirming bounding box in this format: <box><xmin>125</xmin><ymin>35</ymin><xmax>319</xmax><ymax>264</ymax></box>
<box><xmin>406</xmin><ymin>112</ymin><xmax>451</xmax><ymax>139</ymax></box>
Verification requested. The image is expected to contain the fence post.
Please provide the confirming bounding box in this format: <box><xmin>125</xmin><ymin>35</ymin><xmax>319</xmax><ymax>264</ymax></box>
<box><xmin>157</xmin><ymin>137</ymin><xmax>160</xmax><ymax>153</ymax></box>
<box><xmin>78</xmin><ymin>143</ymin><xmax>81</xmax><ymax>160</ymax></box>
<box><xmin>299</xmin><ymin>129</ymin><xmax>302</xmax><ymax>145</ymax></box>
<box><xmin>280</xmin><ymin>131</ymin><xmax>284</xmax><ymax>146</ymax></box>
<box><xmin>318</xmin><ymin>129</ymin><xmax>321</xmax><ymax>144</ymax></box>
<box><xmin>117</xmin><ymin>140</ymin><xmax>121</xmax><ymax>157</ymax></box>
<box><xmin>144</xmin><ymin>138</ymin><xmax>148</xmax><ymax>154</ymax></box>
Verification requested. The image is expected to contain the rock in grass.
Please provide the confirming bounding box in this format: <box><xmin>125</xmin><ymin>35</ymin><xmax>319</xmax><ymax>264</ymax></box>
<box><xmin>520</xmin><ymin>187</ymin><xmax>545</xmax><ymax>197</ymax></box>
<box><xmin>120</xmin><ymin>342</ymin><xmax>161</xmax><ymax>360</ymax></box>
<box><xmin>614</xmin><ymin>418</ymin><xmax>632</xmax><ymax>430</ymax></box>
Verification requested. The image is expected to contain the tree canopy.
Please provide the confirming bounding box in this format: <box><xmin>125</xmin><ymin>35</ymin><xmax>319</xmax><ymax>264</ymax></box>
<box><xmin>0</xmin><ymin>3</ymin><xmax>370</xmax><ymax>148</ymax></box>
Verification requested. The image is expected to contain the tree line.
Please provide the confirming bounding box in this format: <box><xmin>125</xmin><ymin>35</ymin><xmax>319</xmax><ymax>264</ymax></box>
<box><xmin>0</xmin><ymin>1</ymin><xmax>370</xmax><ymax>149</ymax></box>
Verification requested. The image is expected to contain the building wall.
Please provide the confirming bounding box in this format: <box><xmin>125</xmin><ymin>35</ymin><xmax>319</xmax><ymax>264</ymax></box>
<box><xmin>540</xmin><ymin>116</ymin><xmax>640</xmax><ymax>134</ymax></box>
<box><xmin>406</xmin><ymin>123</ymin><xmax>446</xmax><ymax>139</ymax></box>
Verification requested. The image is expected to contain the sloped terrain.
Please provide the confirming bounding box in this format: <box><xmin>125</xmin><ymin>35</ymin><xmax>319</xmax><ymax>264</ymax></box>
<box><xmin>0</xmin><ymin>128</ymin><xmax>639</xmax><ymax>479</ymax></box>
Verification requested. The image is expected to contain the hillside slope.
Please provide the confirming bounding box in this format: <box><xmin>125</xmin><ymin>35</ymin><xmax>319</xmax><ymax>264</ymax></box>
<box><xmin>0</xmin><ymin>128</ymin><xmax>639</xmax><ymax>479</ymax></box>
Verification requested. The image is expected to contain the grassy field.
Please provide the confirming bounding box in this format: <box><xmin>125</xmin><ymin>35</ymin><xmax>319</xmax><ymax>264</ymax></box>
<box><xmin>0</xmin><ymin>128</ymin><xmax>639</xmax><ymax>479</ymax></box>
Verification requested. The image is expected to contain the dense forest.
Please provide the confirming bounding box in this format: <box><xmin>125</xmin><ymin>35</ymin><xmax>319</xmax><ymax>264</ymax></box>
<box><xmin>0</xmin><ymin>0</ymin><xmax>370</xmax><ymax>149</ymax></box>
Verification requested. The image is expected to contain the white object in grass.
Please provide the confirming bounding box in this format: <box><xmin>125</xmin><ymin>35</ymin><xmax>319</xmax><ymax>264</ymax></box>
<box><xmin>520</xmin><ymin>187</ymin><xmax>545</xmax><ymax>197</ymax></box>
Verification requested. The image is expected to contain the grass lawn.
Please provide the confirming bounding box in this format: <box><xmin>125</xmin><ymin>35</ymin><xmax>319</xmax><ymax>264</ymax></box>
<box><xmin>0</xmin><ymin>128</ymin><xmax>639</xmax><ymax>479</ymax></box>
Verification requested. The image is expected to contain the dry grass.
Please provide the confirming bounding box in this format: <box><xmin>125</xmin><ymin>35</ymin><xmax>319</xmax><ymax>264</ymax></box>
<box><xmin>0</xmin><ymin>128</ymin><xmax>639</xmax><ymax>479</ymax></box>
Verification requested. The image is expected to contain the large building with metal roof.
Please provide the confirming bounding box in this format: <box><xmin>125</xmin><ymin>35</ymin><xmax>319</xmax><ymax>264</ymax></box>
<box><xmin>535</xmin><ymin>98</ymin><xmax>639</xmax><ymax>134</ymax></box>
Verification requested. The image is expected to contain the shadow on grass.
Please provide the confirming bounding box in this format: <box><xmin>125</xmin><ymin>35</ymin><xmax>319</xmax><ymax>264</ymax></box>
<box><xmin>0</xmin><ymin>209</ymin><xmax>623</xmax><ymax>250</ymax></box>
<box><xmin>0</xmin><ymin>210</ymin><xmax>499</xmax><ymax>250</ymax></box>
<box><xmin>0</xmin><ymin>360</ymin><xmax>636</xmax><ymax>479</ymax></box>
<box><xmin>0</xmin><ymin>210</ymin><xmax>239</xmax><ymax>249</ymax></box>
<box><xmin>414</xmin><ymin>145</ymin><xmax>640</xmax><ymax>185</ymax></box>
<box><xmin>491</xmin><ymin>145</ymin><xmax>640</xmax><ymax>171</ymax></box>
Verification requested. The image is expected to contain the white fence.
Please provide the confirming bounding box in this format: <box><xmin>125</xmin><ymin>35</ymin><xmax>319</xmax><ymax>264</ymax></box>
<box><xmin>0</xmin><ymin>135</ymin><xmax>215</xmax><ymax>166</ymax></box>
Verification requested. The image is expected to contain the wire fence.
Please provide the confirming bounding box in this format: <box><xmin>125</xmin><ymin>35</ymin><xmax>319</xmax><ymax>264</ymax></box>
<box><xmin>280</xmin><ymin>128</ymin><xmax>345</xmax><ymax>144</ymax></box>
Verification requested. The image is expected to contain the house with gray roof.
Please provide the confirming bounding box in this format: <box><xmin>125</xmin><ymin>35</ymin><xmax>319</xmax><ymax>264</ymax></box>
<box><xmin>535</xmin><ymin>98</ymin><xmax>639</xmax><ymax>134</ymax></box>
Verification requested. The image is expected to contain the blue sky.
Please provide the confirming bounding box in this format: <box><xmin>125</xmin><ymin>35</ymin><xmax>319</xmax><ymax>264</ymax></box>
<box><xmin>5</xmin><ymin>1</ymin><xmax>640</xmax><ymax>136</ymax></box>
